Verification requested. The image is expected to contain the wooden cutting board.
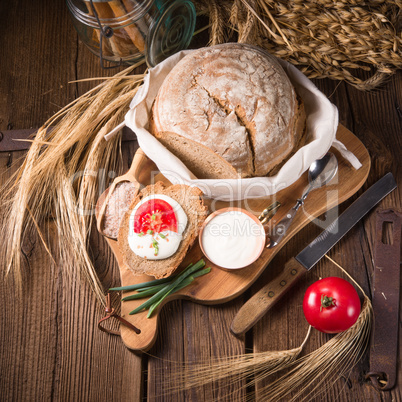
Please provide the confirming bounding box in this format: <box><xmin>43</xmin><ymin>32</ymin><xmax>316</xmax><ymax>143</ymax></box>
<box><xmin>97</xmin><ymin>124</ymin><xmax>370</xmax><ymax>351</ymax></box>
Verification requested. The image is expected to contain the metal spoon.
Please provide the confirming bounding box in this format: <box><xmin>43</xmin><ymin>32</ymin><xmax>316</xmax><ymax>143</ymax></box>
<box><xmin>267</xmin><ymin>152</ymin><xmax>338</xmax><ymax>248</ymax></box>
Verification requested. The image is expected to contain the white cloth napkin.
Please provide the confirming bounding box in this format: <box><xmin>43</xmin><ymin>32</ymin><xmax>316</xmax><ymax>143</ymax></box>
<box><xmin>105</xmin><ymin>49</ymin><xmax>361</xmax><ymax>201</ymax></box>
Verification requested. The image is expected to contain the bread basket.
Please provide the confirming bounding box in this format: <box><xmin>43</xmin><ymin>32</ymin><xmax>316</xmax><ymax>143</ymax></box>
<box><xmin>106</xmin><ymin>44</ymin><xmax>362</xmax><ymax>201</ymax></box>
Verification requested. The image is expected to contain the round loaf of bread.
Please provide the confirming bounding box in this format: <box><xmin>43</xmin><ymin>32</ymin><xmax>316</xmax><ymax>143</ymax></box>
<box><xmin>149</xmin><ymin>43</ymin><xmax>306</xmax><ymax>179</ymax></box>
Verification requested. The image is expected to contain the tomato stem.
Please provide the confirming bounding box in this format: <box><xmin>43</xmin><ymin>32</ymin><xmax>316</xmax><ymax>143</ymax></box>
<box><xmin>320</xmin><ymin>294</ymin><xmax>335</xmax><ymax>311</ymax></box>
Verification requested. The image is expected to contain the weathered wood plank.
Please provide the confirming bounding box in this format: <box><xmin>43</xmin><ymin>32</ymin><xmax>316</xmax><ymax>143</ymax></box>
<box><xmin>0</xmin><ymin>1</ymin><xmax>143</xmax><ymax>402</ymax></box>
<box><xmin>147</xmin><ymin>299</ymin><xmax>246</xmax><ymax>401</ymax></box>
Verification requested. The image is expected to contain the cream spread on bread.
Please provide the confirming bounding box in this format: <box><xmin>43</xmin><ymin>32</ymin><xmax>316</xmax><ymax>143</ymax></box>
<box><xmin>128</xmin><ymin>194</ymin><xmax>188</xmax><ymax>260</ymax></box>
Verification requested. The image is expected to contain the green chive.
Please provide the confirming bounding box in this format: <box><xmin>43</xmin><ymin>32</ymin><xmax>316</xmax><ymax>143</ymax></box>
<box><xmin>147</xmin><ymin>229</ymin><xmax>153</xmax><ymax>235</ymax></box>
<box><xmin>110</xmin><ymin>264</ymin><xmax>195</xmax><ymax>292</ymax></box>
<box><xmin>122</xmin><ymin>286</ymin><xmax>165</xmax><ymax>300</ymax></box>
<box><xmin>152</xmin><ymin>239</ymin><xmax>159</xmax><ymax>255</ymax></box>
<box><xmin>147</xmin><ymin>276</ymin><xmax>195</xmax><ymax>318</ymax></box>
<box><xmin>146</xmin><ymin>268</ymin><xmax>211</xmax><ymax>318</ymax></box>
<box><xmin>121</xmin><ymin>268</ymin><xmax>211</xmax><ymax>304</ymax></box>
<box><xmin>136</xmin><ymin>283</ymin><xmax>169</xmax><ymax>293</ymax></box>
<box><xmin>128</xmin><ymin>283</ymin><xmax>173</xmax><ymax>314</ymax></box>
<box><xmin>129</xmin><ymin>260</ymin><xmax>205</xmax><ymax>315</ymax></box>
<box><xmin>191</xmin><ymin>267</ymin><xmax>211</xmax><ymax>279</ymax></box>
<box><xmin>159</xmin><ymin>233</ymin><xmax>166</xmax><ymax>239</ymax></box>
<box><xmin>109</xmin><ymin>275</ymin><xmax>176</xmax><ymax>292</ymax></box>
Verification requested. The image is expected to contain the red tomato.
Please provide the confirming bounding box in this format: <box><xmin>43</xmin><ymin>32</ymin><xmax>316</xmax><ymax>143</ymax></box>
<box><xmin>133</xmin><ymin>199</ymin><xmax>178</xmax><ymax>234</ymax></box>
<box><xmin>302</xmin><ymin>277</ymin><xmax>361</xmax><ymax>334</ymax></box>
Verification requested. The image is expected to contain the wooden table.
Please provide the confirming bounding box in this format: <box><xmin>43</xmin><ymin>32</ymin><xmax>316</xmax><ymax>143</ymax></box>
<box><xmin>1</xmin><ymin>1</ymin><xmax>400</xmax><ymax>400</ymax></box>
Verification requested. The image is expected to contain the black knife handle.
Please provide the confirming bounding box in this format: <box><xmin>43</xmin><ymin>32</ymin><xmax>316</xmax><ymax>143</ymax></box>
<box><xmin>230</xmin><ymin>258</ymin><xmax>306</xmax><ymax>335</ymax></box>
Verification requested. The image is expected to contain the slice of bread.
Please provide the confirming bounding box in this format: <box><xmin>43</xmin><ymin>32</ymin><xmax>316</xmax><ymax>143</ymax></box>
<box><xmin>148</xmin><ymin>117</ymin><xmax>239</xmax><ymax>179</ymax></box>
<box><xmin>118</xmin><ymin>182</ymin><xmax>208</xmax><ymax>278</ymax></box>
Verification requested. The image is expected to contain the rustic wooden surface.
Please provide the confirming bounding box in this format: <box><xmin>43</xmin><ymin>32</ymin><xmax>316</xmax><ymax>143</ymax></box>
<box><xmin>0</xmin><ymin>1</ymin><xmax>400</xmax><ymax>401</ymax></box>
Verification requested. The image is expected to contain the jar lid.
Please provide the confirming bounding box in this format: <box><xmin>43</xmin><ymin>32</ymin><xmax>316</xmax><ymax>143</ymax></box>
<box><xmin>146</xmin><ymin>0</ymin><xmax>196</xmax><ymax>67</ymax></box>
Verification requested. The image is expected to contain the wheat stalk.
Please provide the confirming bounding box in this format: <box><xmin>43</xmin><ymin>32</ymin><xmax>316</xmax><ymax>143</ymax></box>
<box><xmin>259</xmin><ymin>296</ymin><xmax>372</xmax><ymax>401</ymax></box>
<box><xmin>162</xmin><ymin>324</ymin><xmax>312</xmax><ymax>402</ymax></box>
<box><xmin>169</xmin><ymin>256</ymin><xmax>372</xmax><ymax>401</ymax></box>
<box><xmin>194</xmin><ymin>0</ymin><xmax>401</xmax><ymax>89</ymax></box>
<box><xmin>0</xmin><ymin>63</ymin><xmax>145</xmax><ymax>304</ymax></box>
<box><xmin>180</xmin><ymin>326</ymin><xmax>311</xmax><ymax>392</ymax></box>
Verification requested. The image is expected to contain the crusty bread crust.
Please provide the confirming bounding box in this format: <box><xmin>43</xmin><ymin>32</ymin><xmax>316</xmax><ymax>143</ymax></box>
<box><xmin>150</xmin><ymin>43</ymin><xmax>306</xmax><ymax>178</ymax></box>
<box><xmin>118</xmin><ymin>182</ymin><xmax>208</xmax><ymax>279</ymax></box>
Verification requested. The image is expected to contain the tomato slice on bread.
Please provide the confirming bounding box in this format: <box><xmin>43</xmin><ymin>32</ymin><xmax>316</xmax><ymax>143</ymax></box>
<box><xmin>133</xmin><ymin>198</ymin><xmax>178</xmax><ymax>234</ymax></box>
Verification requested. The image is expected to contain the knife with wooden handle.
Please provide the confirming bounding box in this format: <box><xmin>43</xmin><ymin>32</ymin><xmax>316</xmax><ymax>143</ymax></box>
<box><xmin>230</xmin><ymin>172</ymin><xmax>397</xmax><ymax>336</ymax></box>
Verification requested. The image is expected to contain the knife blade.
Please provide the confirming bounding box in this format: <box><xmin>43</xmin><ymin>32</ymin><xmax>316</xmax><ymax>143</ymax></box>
<box><xmin>230</xmin><ymin>172</ymin><xmax>397</xmax><ymax>335</ymax></box>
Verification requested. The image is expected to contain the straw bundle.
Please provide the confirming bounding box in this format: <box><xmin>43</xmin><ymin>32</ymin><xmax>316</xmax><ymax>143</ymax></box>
<box><xmin>260</xmin><ymin>297</ymin><xmax>372</xmax><ymax>401</ymax></box>
<box><xmin>0</xmin><ymin>64</ymin><xmax>145</xmax><ymax>304</ymax></box>
<box><xmin>195</xmin><ymin>0</ymin><xmax>402</xmax><ymax>90</ymax></box>
<box><xmin>174</xmin><ymin>326</ymin><xmax>312</xmax><ymax>394</ymax></box>
<box><xmin>171</xmin><ymin>299</ymin><xmax>371</xmax><ymax>401</ymax></box>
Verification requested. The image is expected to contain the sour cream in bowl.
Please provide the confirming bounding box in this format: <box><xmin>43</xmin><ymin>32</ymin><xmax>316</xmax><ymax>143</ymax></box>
<box><xmin>199</xmin><ymin>208</ymin><xmax>266</xmax><ymax>269</ymax></box>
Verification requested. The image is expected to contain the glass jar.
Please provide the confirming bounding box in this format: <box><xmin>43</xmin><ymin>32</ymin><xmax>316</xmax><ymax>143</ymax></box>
<box><xmin>66</xmin><ymin>0</ymin><xmax>196</xmax><ymax>67</ymax></box>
